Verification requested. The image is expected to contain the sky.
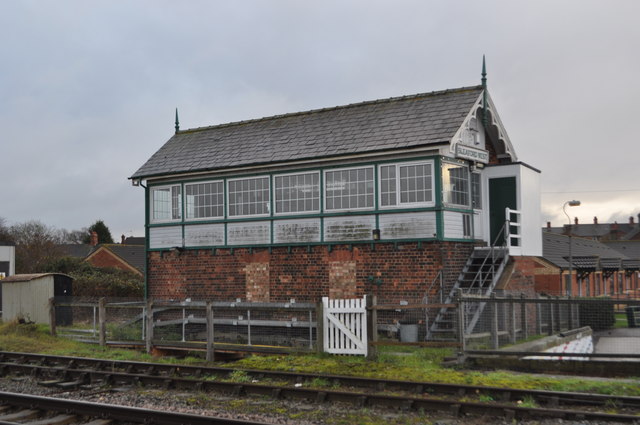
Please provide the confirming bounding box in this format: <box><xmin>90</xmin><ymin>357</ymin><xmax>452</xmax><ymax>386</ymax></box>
<box><xmin>1</xmin><ymin>0</ymin><xmax>639</xmax><ymax>240</ymax></box>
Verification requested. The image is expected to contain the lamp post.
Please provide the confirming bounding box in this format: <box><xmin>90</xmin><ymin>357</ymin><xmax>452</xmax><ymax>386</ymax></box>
<box><xmin>563</xmin><ymin>200</ymin><xmax>581</xmax><ymax>296</ymax></box>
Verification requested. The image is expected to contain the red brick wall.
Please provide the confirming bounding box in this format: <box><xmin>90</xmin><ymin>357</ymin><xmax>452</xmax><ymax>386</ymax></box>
<box><xmin>147</xmin><ymin>242</ymin><xmax>475</xmax><ymax>303</ymax></box>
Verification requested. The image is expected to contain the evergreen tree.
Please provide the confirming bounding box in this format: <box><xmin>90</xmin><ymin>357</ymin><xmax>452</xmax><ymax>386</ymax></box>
<box><xmin>82</xmin><ymin>220</ymin><xmax>114</xmax><ymax>244</ymax></box>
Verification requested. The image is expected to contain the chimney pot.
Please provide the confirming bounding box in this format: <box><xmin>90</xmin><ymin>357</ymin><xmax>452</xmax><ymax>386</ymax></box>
<box><xmin>90</xmin><ymin>231</ymin><xmax>98</xmax><ymax>247</ymax></box>
<box><xmin>574</xmin><ymin>217</ymin><xmax>579</xmax><ymax>225</ymax></box>
<box><xmin>630</xmin><ymin>216</ymin><xmax>635</xmax><ymax>225</ymax></box>
<box><xmin>593</xmin><ymin>216</ymin><xmax>598</xmax><ymax>224</ymax></box>
<box><xmin>546</xmin><ymin>221</ymin><xmax>551</xmax><ymax>229</ymax></box>
<box><xmin>121</xmin><ymin>234</ymin><xmax>126</xmax><ymax>244</ymax></box>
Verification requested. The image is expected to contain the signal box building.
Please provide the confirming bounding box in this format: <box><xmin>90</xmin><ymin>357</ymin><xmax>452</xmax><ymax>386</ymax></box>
<box><xmin>131</xmin><ymin>70</ymin><xmax>542</xmax><ymax>303</ymax></box>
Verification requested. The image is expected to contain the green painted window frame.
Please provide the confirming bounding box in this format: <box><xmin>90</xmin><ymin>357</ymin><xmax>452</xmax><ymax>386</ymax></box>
<box><xmin>184</xmin><ymin>179</ymin><xmax>225</xmax><ymax>221</ymax></box>
<box><xmin>150</xmin><ymin>184</ymin><xmax>182</xmax><ymax>224</ymax></box>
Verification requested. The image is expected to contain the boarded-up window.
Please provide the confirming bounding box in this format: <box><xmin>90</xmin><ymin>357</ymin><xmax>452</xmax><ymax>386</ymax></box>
<box><xmin>329</xmin><ymin>261</ymin><xmax>357</xmax><ymax>299</ymax></box>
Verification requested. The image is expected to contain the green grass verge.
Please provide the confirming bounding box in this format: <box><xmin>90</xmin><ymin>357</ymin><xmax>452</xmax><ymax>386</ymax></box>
<box><xmin>0</xmin><ymin>320</ymin><xmax>638</xmax><ymax>397</ymax></box>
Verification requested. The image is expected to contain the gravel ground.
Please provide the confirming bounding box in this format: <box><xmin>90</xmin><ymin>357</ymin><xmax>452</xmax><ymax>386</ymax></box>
<box><xmin>0</xmin><ymin>376</ymin><xmax>635</xmax><ymax>425</ymax></box>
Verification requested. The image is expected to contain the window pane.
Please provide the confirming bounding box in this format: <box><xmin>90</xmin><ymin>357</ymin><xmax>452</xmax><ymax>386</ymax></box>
<box><xmin>228</xmin><ymin>177</ymin><xmax>270</xmax><ymax>216</ymax></box>
<box><xmin>471</xmin><ymin>173</ymin><xmax>482</xmax><ymax>209</ymax></box>
<box><xmin>274</xmin><ymin>172</ymin><xmax>320</xmax><ymax>213</ymax></box>
<box><xmin>442</xmin><ymin>164</ymin><xmax>469</xmax><ymax>206</ymax></box>
<box><xmin>325</xmin><ymin>167</ymin><xmax>374</xmax><ymax>210</ymax></box>
<box><xmin>185</xmin><ymin>181</ymin><xmax>223</xmax><ymax>219</ymax></box>
<box><xmin>397</xmin><ymin>163</ymin><xmax>432</xmax><ymax>205</ymax></box>
<box><xmin>379</xmin><ymin>165</ymin><xmax>397</xmax><ymax>207</ymax></box>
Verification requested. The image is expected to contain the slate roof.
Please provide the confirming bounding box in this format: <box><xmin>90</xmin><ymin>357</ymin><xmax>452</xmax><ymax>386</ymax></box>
<box><xmin>58</xmin><ymin>244</ymin><xmax>94</xmax><ymax>258</ymax></box>
<box><xmin>107</xmin><ymin>245</ymin><xmax>145</xmax><ymax>273</ymax></box>
<box><xmin>604</xmin><ymin>240</ymin><xmax>640</xmax><ymax>259</ymax></box>
<box><xmin>131</xmin><ymin>86</ymin><xmax>483</xmax><ymax>179</ymax></box>
<box><xmin>123</xmin><ymin>237</ymin><xmax>145</xmax><ymax>246</ymax></box>
<box><xmin>542</xmin><ymin>232</ymin><xmax>631</xmax><ymax>270</ymax></box>
<box><xmin>545</xmin><ymin>219</ymin><xmax>640</xmax><ymax>240</ymax></box>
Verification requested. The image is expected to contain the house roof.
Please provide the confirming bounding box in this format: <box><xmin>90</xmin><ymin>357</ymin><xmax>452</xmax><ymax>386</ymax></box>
<box><xmin>123</xmin><ymin>237</ymin><xmax>145</xmax><ymax>246</ymax></box>
<box><xmin>2</xmin><ymin>273</ymin><xmax>72</xmax><ymax>283</ymax></box>
<box><xmin>58</xmin><ymin>244</ymin><xmax>94</xmax><ymax>258</ymax></box>
<box><xmin>131</xmin><ymin>86</ymin><xmax>484</xmax><ymax>180</ymax></box>
<box><xmin>86</xmin><ymin>244</ymin><xmax>145</xmax><ymax>274</ymax></box>
<box><xmin>545</xmin><ymin>218</ymin><xmax>640</xmax><ymax>240</ymax></box>
<box><xmin>542</xmin><ymin>232</ymin><xmax>631</xmax><ymax>270</ymax></box>
<box><xmin>603</xmin><ymin>240</ymin><xmax>640</xmax><ymax>259</ymax></box>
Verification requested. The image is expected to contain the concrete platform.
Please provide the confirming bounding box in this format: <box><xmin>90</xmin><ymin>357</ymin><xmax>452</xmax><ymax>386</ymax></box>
<box><xmin>593</xmin><ymin>327</ymin><xmax>640</xmax><ymax>359</ymax></box>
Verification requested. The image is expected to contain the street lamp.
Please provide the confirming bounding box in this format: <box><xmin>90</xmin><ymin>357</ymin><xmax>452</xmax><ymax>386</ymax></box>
<box><xmin>563</xmin><ymin>200</ymin><xmax>581</xmax><ymax>296</ymax></box>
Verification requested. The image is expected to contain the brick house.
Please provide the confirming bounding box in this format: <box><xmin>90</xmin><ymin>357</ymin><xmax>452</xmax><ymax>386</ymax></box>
<box><xmin>84</xmin><ymin>243</ymin><xmax>145</xmax><ymax>276</ymax></box>
<box><xmin>533</xmin><ymin>231</ymin><xmax>640</xmax><ymax>297</ymax></box>
<box><xmin>130</xmin><ymin>68</ymin><xmax>542</xmax><ymax>303</ymax></box>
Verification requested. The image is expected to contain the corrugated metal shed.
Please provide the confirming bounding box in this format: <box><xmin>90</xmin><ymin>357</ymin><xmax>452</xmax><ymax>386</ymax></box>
<box><xmin>2</xmin><ymin>273</ymin><xmax>72</xmax><ymax>325</ymax></box>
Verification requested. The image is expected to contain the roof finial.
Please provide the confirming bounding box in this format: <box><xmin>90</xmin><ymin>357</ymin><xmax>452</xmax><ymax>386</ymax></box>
<box><xmin>175</xmin><ymin>108</ymin><xmax>180</xmax><ymax>133</ymax></box>
<box><xmin>481</xmin><ymin>55</ymin><xmax>488</xmax><ymax>127</ymax></box>
<box><xmin>481</xmin><ymin>55</ymin><xmax>487</xmax><ymax>90</ymax></box>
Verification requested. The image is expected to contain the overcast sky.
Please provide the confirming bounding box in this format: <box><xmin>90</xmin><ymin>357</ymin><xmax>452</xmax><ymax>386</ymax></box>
<box><xmin>2</xmin><ymin>1</ymin><xmax>638</xmax><ymax>239</ymax></box>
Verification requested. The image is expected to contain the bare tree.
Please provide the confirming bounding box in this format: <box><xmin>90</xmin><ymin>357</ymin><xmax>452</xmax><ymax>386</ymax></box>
<box><xmin>56</xmin><ymin>228</ymin><xmax>89</xmax><ymax>244</ymax></box>
<box><xmin>0</xmin><ymin>218</ymin><xmax>14</xmax><ymax>245</ymax></box>
<box><xmin>10</xmin><ymin>220</ymin><xmax>63</xmax><ymax>273</ymax></box>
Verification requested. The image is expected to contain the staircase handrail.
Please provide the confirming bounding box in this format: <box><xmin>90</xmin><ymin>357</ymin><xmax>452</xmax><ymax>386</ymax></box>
<box><xmin>425</xmin><ymin>269</ymin><xmax>444</xmax><ymax>304</ymax></box>
<box><xmin>466</xmin><ymin>220</ymin><xmax>509</xmax><ymax>292</ymax></box>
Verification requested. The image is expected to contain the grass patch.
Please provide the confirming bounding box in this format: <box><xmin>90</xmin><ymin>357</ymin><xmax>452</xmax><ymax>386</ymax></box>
<box><xmin>0</xmin><ymin>320</ymin><xmax>638</xmax><ymax>398</ymax></box>
<box><xmin>232</xmin><ymin>352</ymin><xmax>640</xmax><ymax>397</ymax></box>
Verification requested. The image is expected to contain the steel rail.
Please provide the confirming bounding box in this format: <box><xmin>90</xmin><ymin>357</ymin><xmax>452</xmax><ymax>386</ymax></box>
<box><xmin>1</xmin><ymin>366</ymin><xmax>640</xmax><ymax>421</ymax></box>
<box><xmin>1</xmin><ymin>351</ymin><xmax>639</xmax><ymax>411</ymax></box>
<box><xmin>0</xmin><ymin>391</ymin><xmax>270</xmax><ymax>425</ymax></box>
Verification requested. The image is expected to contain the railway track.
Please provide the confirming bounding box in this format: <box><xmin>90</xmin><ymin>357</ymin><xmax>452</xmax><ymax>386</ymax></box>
<box><xmin>0</xmin><ymin>391</ymin><xmax>269</xmax><ymax>424</ymax></box>
<box><xmin>0</xmin><ymin>351</ymin><xmax>639</xmax><ymax>422</ymax></box>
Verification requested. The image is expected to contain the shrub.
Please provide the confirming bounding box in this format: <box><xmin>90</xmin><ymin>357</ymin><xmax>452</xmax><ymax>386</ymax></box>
<box><xmin>578</xmin><ymin>298</ymin><xmax>616</xmax><ymax>331</ymax></box>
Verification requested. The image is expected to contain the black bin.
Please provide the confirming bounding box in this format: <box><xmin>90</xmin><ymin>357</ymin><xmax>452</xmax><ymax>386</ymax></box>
<box><xmin>625</xmin><ymin>306</ymin><xmax>640</xmax><ymax>328</ymax></box>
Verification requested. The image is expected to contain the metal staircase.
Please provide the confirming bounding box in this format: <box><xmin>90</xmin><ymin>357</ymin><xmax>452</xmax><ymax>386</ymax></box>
<box><xmin>426</xmin><ymin>243</ymin><xmax>510</xmax><ymax>341</ymax></box>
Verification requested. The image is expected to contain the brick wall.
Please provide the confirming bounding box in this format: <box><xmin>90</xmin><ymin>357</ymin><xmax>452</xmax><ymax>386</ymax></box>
<box><xmin>147</xmin><ymin>241</ymin><xmax>475</xmax><ymax>303</ymax></box>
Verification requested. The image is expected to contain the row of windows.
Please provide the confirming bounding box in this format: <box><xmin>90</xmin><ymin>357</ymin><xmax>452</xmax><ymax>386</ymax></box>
<box><xmin>150</xmin><ymin>161</ymin><xmax>481</xmax><ymax>223</ymax></box>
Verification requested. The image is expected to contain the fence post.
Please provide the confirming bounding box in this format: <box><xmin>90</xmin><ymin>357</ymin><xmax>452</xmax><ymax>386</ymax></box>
<box><xmin>536</xmin><ymin>296</ymin><xmax>542</xmax><ymax>335</ymax></box>
<box><xmin>206</xmin><ymin>301</ymin><xmax>214</xmax><ymax>361</ymax></box>
<box><xmin>491</xmin><ymin>293</ymin><xmax>499</xmax><ymax>349</ymax></box>
<box><xmin>457</xmin><ymin>289</ymin><xmax>466</xmax><ymax>352</ymax></box>
<box><xmin>520</xmin><ymin>294</ymin><xmax>528</xmax><ymax>340</ymax></box>
<box><xmin>48</xmin><ymin>297</ymin><xmax>56</xmax><ymax>336</ymax></box>
<box><xmin>548</xmin><ymin>299</ymin><xmax>555</xmax><ymax>336</ymax></box>
<box><xmin>316</xmin><ymin>300</ymin><xmax>324</xmax><ymax>354</ymax></box>
<box><xmin>98</xmin><ymin>298</ymin><xmax>106</xmax><ymax>347</ymax></box>
<box><xmin>145</xmin><ymin>299</ymin><xmax>154</xmax><ymax>354</ymax></box>
<box><xmin>509</xmin><ymin>294</ymin><xmax>516</xmax><ymax>344</ymax></box>
<box><xmin>367</xmin><ymin>295</ymin><xmax>377</xmax><ymax>359</ymax></box>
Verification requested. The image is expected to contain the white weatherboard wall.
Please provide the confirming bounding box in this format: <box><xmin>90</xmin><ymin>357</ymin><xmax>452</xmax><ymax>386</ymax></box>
<box><xmin>473</xmin><ymin>210</ymin><xmax>485</xmax><ymax>241</ymax></box>
<box><xmin>2</xmin><ymin>276</ymin><xmax>54</xmax><ymax>324</ymax></box>
<box><xmin>482</xmin><ymin>163</ymin><xmax>542</xmax><ymax>256</ymax></box>
<box><xmin>0</xmin><ymin>245</ymin><xmax>15</xmax><ymax>276</ymax></box>
<box><xmin>443</xmin><ymin>211</ymin><xmax>466</xmax><ymax>239</ymax></box>
<box><xmin>149</xmin><ymin>226</ymin><xmax>182</xmax><ymax>249</ymax></box>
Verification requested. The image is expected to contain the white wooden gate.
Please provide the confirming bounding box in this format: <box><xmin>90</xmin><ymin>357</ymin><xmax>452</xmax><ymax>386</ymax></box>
<box><xmin>322</xmin><ymin>296</ymin><xmax>368</xmax><ymax>356</ymax></box>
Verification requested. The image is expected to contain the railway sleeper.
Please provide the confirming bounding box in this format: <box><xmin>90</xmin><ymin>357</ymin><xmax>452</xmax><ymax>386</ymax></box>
<box><xmin>0</xmin><ymin>408</ymin><xmax>40</xmax><ymax>421</ymax></box>
<box><xmin>22</xmin><ymin>413</ymin><xmax>78</xmax><ymax>425</ymax></box>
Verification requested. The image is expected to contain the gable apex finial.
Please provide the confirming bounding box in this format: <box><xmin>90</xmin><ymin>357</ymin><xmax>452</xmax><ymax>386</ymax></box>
<box><xmin>175</xmin><ymin>108</ymin><xmax>180</xmax><ymax>134</ymax></box>
<box><xmin>481</xmin><ymin>55</ymin><xmax>488</xmax><ymax>127</ymax></box>
<box><xmin>481</xmin><ymin>55</ymin><xmax>487</xmax><ymax>89</ymax></box>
